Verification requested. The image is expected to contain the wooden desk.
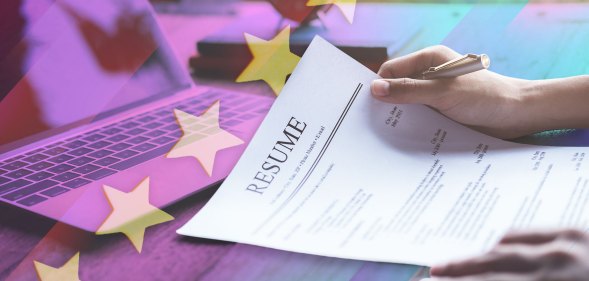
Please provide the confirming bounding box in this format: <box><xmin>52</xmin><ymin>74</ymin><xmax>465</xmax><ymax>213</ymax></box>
<box><xmin>1</xmin><ymin>3</ymin><xmax>588</xmax><ymax>280</ymax></box>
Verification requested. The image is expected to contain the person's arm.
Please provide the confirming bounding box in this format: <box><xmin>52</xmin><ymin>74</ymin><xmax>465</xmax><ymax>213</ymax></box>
<box><xmin>371</xmin><ymin>45</ymin><xmax>589</xmax><ymax>139</ymax></box>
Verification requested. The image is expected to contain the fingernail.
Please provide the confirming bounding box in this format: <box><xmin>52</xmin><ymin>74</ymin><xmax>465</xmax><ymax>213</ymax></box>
<box><xmin>371</xmin><ymin>80</ymin><xmax>389</xmax><ymax>97</ymax></box>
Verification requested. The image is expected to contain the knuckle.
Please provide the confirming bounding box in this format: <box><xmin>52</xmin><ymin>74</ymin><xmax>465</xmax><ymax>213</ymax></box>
<box><xmin>560</xmin><ymin>229</ymin><xmax>586</xmax><ymax>241</ymax></box>
<box><xmin>399</xmin><ymin>78</ymin><xmax>418</xmax><ymax>90</ymax></box>
<box><xmin>543</xmin><ymin>249</ymin><xmax>575</xmax><ymax>265</ymax></box>
<box><xmin>378</xmin><ymin>59</ymin><xmax>398</xmax><ymax>77</ymax></box>
<box><xmin>424</xmin><ymin>45</ymin><xmax>458</xmax><ymax>61</ymax></box>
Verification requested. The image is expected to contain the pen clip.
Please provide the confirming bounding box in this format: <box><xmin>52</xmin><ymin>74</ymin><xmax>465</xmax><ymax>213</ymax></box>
<box><xmin>426</xmin><ymin>54</ymin><xmax>479</xmax><ymax>73</ymax></box>
<box><xmin>421</xmin><ymin>53</ymin><xmax>490</xmax><ymax>80</ymax></box>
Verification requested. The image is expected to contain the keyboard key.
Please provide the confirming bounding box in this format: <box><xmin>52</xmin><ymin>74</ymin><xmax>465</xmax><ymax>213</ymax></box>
<box><xmin>143</xmin><ymin>122</ymin><xmax>163</xmax><ymax>129</ymax></box>
<box><xmin>145</xmin><ymin>130</ymin><xmax>166</xmax><ymax>137</ymax></box>
<box><xmin>46</xmin><ymin>142</ymin><xmax>64</xmax><ymax>149</ymax></box>
<box><xmin>160</xmin><ymin>116</ymin><xmax>177</xmax><ymax>123</ymax></box>
<box><xmin>68</xmin><ymin>156</ymin><xmax>95</xmax><ymax>166</ymax></box>
<box><xmin>199</xmin><ymin>91</ymin><xmax>218</xmax><ymax>100</ymax></box>
<box><xmin>0</xmin><ymin>179</ymin><xmax>32</xmax><ymax>195</ymax></box>
<box><xmin>94</xmin><ymin>157</ymin><xmax>120</xmax><ymax>166</ymax></box>
<box><xmin>111</xmin><ymin>143</ymin><xmax>175</xmax><ymax>171</ymax></box>
<box><xmin>48</xmin><ymin>164</ymin><xmax>75</xmax><ymax>174</ymax></box>
<box><xmin>63</xmin><ymin>140</ymin><xmax>88</xmax><ymax>149</ymax></box>
<box><xmin>26</xmin><ymin>171</ymin><xmax>54</xmax><ymax>181</ymax></box>
<box><xmin>22</xmin><ymin>154</ymin><xmax>49</xmax><ymax>163</ymax></box>
<box><xmin>63</xmin><ymin>178</ymin><xmax>91</xmax><ymax>189</ymax></box>
<box><xmin>137</xmin><ymin>116</ymin><xmax>156</xmax><ymax>123</ymax></box>
<box><xmin>152</xmin><ymin>136</ymin><xmax>174</xmax><ymax>145</ymax></box>
<box><xmin>28</xmin><ymin>161</ymin><xmax>54</xmax><ymax>171</ymax></box>
<box><xmin>188</xmin><ymin>98</ymin><xmax>202</xmax><ymax>105</ymax></box>
<box><xmin>113</xmin><ymin>150</ymin><xmax>139</xmax><ymax>159</ymax></box>
<box><xmin>2</xmin><ymin>180</ymin><xmax>58</xmax><ymax>201</ymax></box>
<box><xmin>48</xmin><ymin>154</ymin><xmax>74</xmax><ymax>164</ymax></box>
<box><xmin>1</xmin><ymin>161</ymin><xmax>28</xmax><ymax>170</ymax></box>
<box><xmin>107</xmin><ymin>134</ymin><xmax>130</xmax><ymax>142</ymax></box>
<box><xmin>163</xmin><ymin>124</ymin><xmax>178</xmax><ymax>131</ymax></box>
<box><xmin>108</xmin><ymin>143</ymin><xmax>132</xmax><ymax>151</ymax></box>
<box><xmin>120</xmin><ymin>121</ymin><xmax>140</xmax><ymax>129</ymax></box>
<box><xmin>68</xmin><ymin>147</ymin><xmax>92</xmax><ymax>156</ymax></box>
<box><xmin>16</xmin><ymin>195</ymin><xmax>48</xmax><ymax>206</ymax></box>
<box><xmin>88</xmin><ymin>141</ymin><xmax>112</xmax><ymax>149</ymax></box>
<box><xmin>52</xmin><ymin>172</ymin><xmax>80</xmax><ymax>182</ymax></box>
<box><xmin>25</xmin><ymin>148</ymin><xmax>44</xmax><ymax>155</ymax></box>
<box><xmin>5</xmin><ymin>155</ymin><xmax>24</xmax><ymax>162</ymax></box>
<box><xmin>134</xmin><ymin>143</ymin><xmax>157</xmax><ymax>152</ymax></box>
<box><xmin>72</xmin><ymin>164</ymin><xmax>100</xmax><ymax>174</ymax></box>
<box><xmin>102</xmin><ymin>127</ymin><xmax>123</xmax><ymax>135</ymax></box>
<box><xmin>85</xmin><ymin>168</ymin><xmax>116</xmax><ymax>180</ymax></box>
<box><xmin>83</xmin><ymin>134</ymin><xmax>106</xmax><ymax>142</ymax></box>
<box><xmin>41</xmin><ymin>186</ymin><xmax>69</xmax><ymax>197</ymax></box>
<box><xmin>128</xmin><ymin>136</ymin><xmax>149</xmax><ymax>144</ymax></box>
<box><xmin>168</xmin><ymin>130</ymin><xmax>183</xmax><ymax>138</ymax></box>
<box><xmin>88</xmin><ymin>150</ymin><xmax>114</xmax><ymax>158</ymax></box>
<box><xmin>155</xmin><ymin>110</ymin><xmax>169</xmax><ymax>116</ymax></box>
<box><xmin>127</xmin><ymin>128</ymin><xmax>147</xmax><ymax>135</ymax></box>
<box><xmin>44</xmin><ymin>147</ymin><xmax>69</xmax><ymax>156</ymax></box>
<box><xmin>5</xmin><ymin>169</ymin><xmax>34</xmax><ymax>179</ymax></box>
<box><xmin>0</xmin><ymin>176</ymin><xmax>10</xmax><ymax>185</ymax></box>
<box><xmin>194</xmin><ymin>105</ymin><xmax>209</xmax><ymax>111</ymax></box>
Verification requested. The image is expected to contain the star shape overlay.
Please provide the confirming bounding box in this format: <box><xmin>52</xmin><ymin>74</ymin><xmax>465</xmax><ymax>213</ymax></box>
<box><xmin>167</xmin><ymin>101</ymin><xmax>244</xmax><ymax>176</ymax></box>
<box><xmin>307</xmin><ymin>0</ymin><xmax>357</xmax><ymax>24</ymax></box>
<box><xmin>34</xmin><ymin>252</ymin><xmax>80</xmax><ymax>281</ymax></box>
<box><xmin>96</xmin><ymin>177</ymin><xmax>174</xmax><ymax>253</ymax></box>
<box><xmin>236</xmin><ymin>25</ymin><xmax>301</xmax><ymax>95</ymax></box>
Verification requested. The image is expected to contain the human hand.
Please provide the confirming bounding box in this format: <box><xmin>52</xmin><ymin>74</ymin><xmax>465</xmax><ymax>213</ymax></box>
<box><xmin>423</xmin><ymin>228</ymin><xmax>589</xmax><ymax>281</ymax></box>
<box><xmin>371</xmin><ymin>45</ymin><xmax>536</xmax><ymax>139</ymax></box>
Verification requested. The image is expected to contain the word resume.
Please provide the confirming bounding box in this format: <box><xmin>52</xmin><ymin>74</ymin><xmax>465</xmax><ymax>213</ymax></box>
<box><xmin>178</xmin><ymin>37</ymin><xmax>589</xmax><ymax>266</ymax></box>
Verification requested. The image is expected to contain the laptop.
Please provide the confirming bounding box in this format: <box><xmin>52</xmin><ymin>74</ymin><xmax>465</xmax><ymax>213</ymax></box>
<box><xmin>0</xmin><ymin>0</ymin><xmax>273</xmax><ymax>232</ymax></box>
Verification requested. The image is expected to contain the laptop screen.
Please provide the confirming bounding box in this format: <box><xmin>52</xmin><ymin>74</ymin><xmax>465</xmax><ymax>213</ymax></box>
<box><xmin>0</xmin><ymin>0</ymin><xmax>192</xmax><ymax>152</ymax></box>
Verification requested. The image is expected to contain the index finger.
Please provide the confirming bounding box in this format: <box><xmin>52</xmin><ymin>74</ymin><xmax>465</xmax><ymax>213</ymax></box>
<box><xmin>378</xmin><ymin>45</ymin><xmax>460</xmax><ymax>78</ymax></box>
<box><xmin>500</xmin><ymin>228</ymin><xmax>588</xmax><ymax>245</ymax></box>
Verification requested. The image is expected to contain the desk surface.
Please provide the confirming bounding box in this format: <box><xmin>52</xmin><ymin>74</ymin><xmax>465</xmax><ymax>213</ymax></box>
<box><xmin>1</xmin><ymin>3</ymin><xmax>589</xmax><ymax>281</ymax></box>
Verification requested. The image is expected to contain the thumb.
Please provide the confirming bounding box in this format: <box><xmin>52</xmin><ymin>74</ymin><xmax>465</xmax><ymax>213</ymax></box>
<box><xmin>371</xmin><ymin>78</ymin><xmax>441</xmax><ymax>106</ymax></box>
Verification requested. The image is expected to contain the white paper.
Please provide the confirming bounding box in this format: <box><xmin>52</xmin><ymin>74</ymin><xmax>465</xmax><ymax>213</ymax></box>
<box><xmin>178</xmin><ymin>37</ymin><xmax>589</xmax><ymax>266</ymax></box>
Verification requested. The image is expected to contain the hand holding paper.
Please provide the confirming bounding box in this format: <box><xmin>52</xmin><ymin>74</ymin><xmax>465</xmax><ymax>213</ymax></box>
<box><xmin>178</xmin><ymin>37</ymin><xmax>589</xmax><ymax>266</ymax></box>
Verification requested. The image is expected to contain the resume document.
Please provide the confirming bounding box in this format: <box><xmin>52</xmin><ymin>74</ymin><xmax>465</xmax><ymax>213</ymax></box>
<box><xmin>178</xmin><ymin>37</ymin><xmax>589</xmax><ymax>266</ymax></box>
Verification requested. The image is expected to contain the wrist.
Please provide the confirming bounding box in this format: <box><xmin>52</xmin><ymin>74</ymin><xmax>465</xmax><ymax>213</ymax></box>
<box><xmin>516</xmin><ymin>80</ymin><xmax>551</xmax><ymax>134</ymax></box>
<box><xmin>518</xmin><ymin>76</ymin><xmax>589</xmax><ymax>133</ymax></box>
<box><xmin>491</xmin><ymin>78</ymin><xmax>544</xmax><ymax>138</ymax></box>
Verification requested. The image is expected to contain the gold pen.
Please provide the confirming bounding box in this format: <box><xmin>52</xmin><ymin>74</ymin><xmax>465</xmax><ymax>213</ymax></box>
<box><xmin>421</xmin><ymin>54</ymin><xmax>491</xmax><ymax>80</ymax></box>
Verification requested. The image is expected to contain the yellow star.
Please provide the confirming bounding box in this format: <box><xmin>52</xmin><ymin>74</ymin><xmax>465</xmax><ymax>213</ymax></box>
<box><xmin>236</xmin><ymin>25</ymin><xmax>300</xmax><ymax>95</ymax></box>
<box><xmin>306</xmin><ymin>0</ymin><xmax>357</xmax><ymax>24</ymax></box>
<box><xmin>34</xmin><ymin>252</ymin><xmax>80</xmax><ymax>281</ymax></box>
<box><xmin>96</xmin><ymin>177</ymin><xmax>174</xmax><ymax>253</ymax></box>
<box><xmin>167</xmin><ymin>101</ymin><xmax>244</xmax><ymax>176</ymax></box>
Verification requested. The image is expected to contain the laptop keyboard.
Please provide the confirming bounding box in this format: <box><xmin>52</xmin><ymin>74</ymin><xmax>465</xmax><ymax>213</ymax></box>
<box><xmin>0</xmin><ymin>90</ymin><xmax>272</xmax><ymax>207</ymax></box>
